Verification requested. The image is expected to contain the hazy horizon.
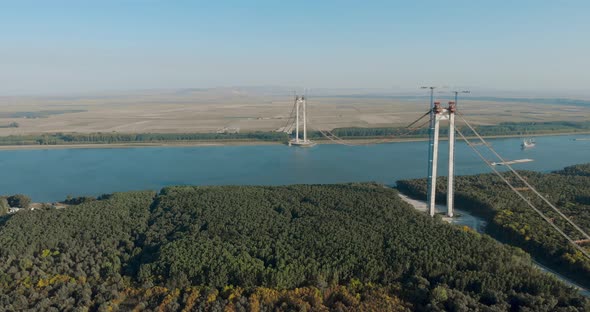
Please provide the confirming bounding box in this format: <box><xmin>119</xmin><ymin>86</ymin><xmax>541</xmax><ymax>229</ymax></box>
<box><xmin>2</xmin><ymin>1</ymin><xmax>589</xmax><ymax>95</ymax></box>
<box><xmin>2</xmin><ymin>85</ymin><xmax>590</xmax><ymax>100</ymax></box>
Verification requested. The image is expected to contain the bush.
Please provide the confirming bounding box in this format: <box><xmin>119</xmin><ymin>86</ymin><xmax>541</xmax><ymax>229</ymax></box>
<box><xmin>63</xmin><ymin>196</ymin><xmax>96</xmax><ymax>205</ymax></box>
<box><xmin>7</xmin><ymin>194</ymin><xmax>31</xmax><ymax>209</ymax></box>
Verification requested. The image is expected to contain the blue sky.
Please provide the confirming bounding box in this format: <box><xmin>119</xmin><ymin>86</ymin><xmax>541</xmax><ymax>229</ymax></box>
<box><xmin>1</xmin><ymin>0</ymin><xmax>589</xmax><ymax>95</ymax></box>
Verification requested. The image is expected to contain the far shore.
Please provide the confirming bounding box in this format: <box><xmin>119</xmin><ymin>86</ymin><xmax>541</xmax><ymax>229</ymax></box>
<box><xmin>0</xmin><ymin>131</ymin><xmax>588</xmax><ymax>151</ymax></box>
<box><xmin>0</xmin><ymin>140</ymin><xmax>280</xmax><ymax>151</ymax></box>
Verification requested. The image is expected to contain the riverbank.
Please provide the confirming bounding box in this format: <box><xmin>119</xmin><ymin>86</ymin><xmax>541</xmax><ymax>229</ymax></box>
<box><xmin>0</xmin><ymin>130</ymin><xmax>589</xmax><ymax>150</ymax></box>
<box><xmin>0</xmin><ymin>140</ymin><xmax>280</xmax><ymax>150</ymax></box>
<box><xmin>334</xmin><ymin>130</ymin><xmax>590</xmax><ymax>143</ymax></box>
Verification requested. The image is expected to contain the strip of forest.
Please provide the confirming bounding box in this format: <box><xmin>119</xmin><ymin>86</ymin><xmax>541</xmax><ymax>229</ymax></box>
<box><xmin>0</xmin><ymin>132</ymin><xmax>289</xmax><ymax>146</ymax></box>
<box><xmin>397</xmin><ymin>163</ymin><xmax>590</xmax><ymax>292</ymax></box>
<box><xmin>0</xmin><ymin>120</ymin><xmax>589</xmax><ymax>146</ymax></box>
<box><xmin>331</xmin><ymin>120</ymin><xmax>590</xmax><ymax>139</ymax></box>
<box><xmin>0</xmin><ymin>183</ymin><xmax>587</xmax><ymax>311</ymax></box>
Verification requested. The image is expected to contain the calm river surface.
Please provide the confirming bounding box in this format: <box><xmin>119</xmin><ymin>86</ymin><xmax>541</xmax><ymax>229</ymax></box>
<box><xmin>0</xmin><ymin>134</ymin><xmax>589</xmax><ymax>202</ymax></box>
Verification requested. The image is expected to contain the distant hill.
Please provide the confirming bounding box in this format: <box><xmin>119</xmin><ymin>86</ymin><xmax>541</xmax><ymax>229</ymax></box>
<box><xmin>4</xmin><ymin>85</ymin><xmax>590</xmax><ymax>103</ymax></box>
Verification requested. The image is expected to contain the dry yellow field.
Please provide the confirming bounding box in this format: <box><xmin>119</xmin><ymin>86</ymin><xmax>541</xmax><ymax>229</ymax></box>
<box><xmin>0</xmin><ymin>89</ymin><xmax>589</xmax><ymax>136</ymax></box>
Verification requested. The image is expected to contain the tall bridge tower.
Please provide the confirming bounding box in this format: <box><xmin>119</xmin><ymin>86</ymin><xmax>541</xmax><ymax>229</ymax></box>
<box><xmin>426</xmin><ymin>100</ymin><xmax>457</xmax><ymax>217</ymax></box>
<box><xmin>289</xmin><ymin>95</ymin><xmax>315</xmax><ymax>147</ymax></box>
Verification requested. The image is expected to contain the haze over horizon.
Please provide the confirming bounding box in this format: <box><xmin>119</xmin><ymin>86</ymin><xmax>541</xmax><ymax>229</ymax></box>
<box><xmin>2</xmin><ymin>1</ymin><xmax>589</xmax><ymax>96</ymax></box>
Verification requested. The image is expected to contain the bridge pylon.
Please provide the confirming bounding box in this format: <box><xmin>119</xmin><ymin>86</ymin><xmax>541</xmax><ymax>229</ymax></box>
<box><xmin>426</xmin><ymin>100</ymin><xmax>457</xmax><ymax>217</ymax></box>
<box><xmin>289</xmin><ymin>95</ymin><xmax>315</xmax><ymax>147</ymax></box>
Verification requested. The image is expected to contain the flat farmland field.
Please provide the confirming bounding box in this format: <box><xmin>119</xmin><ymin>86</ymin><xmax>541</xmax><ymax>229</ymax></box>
<box><xmin>0</xmin><ymin>88</ymin><xmax>589</xmax><ymax>136</ymax></box>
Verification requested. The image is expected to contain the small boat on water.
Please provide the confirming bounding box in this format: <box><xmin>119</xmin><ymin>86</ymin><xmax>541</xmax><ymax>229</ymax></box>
<box><xmin>521</xmin><ymin>138</ymin><xmax>536</xmax><ymax>149</ymax></box>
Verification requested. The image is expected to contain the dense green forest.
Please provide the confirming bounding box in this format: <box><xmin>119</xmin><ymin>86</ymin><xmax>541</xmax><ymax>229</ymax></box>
<box><xmin>0</xmin><ymin>120</ymin><xmax>588</xmax><ymax>146</ymax></box>
<box><xmin>397</xmin><ymin>163</ymin><xmax>590</xmax><ymax>291</ymax></box>
<box><xmin>0</xmin><ymin>184</ymin><xmax>587</xmax><ymax>311</ymax></box>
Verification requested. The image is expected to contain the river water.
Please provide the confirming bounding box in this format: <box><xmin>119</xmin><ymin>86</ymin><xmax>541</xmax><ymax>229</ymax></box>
<box><xmin>0</xmin><ymin>134</ymin><xmax>588</xmax><ymax>202</ymax></box>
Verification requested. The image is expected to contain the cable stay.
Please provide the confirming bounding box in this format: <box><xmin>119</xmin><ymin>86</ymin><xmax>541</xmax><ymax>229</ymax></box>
<box><xmin>316</xmin><ymin>129</ymin><xmax>357</xmax><ymax>146</ymax></box>
<box><xmin>455</xmin><ymin>113</ymin><xmax>590</xmax><ymax>259</ymax></box>
<box><xmin>458</xmin><ymin>112</ymin><xmax>590</xmax><ymax>242</ymax></box>
<box><xmin>455</xmin><ymin>126</ymin><xmax>590</xmax><ymax>260</ymax></box>
<box><xmin>310</xmin><ymin>110</ymin><xmax>431</xmax><ymax>146</ymax></box>
<box><xmin>279</xmin><ymin>96</ymin><xmax>298</xmax><ymax>134</ymax></box>
<box><xmin>300</xmin><ymin>94</ymin><xmax>433</xmax><ymax>146</ymax></box>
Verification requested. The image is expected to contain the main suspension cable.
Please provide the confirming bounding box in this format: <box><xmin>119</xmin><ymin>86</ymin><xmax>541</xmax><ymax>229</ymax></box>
<box><xmin>455</xmin><ymin>126</ymin><xmax>590</xmax><ymax>260</ymax></box>
<box><xmin>311</xmin><ymin>110</ymin><xmax>431</xmax><ymax>146</ymax></box>
<box><xmin>457</xmin><ymin>112</ymin><xmax>590</xmax><ymax>241</ymax></box>
<box><xmin>281</xmin><ymin>97</ymin><xmax>298</xmax><ymax>134</ymax></box>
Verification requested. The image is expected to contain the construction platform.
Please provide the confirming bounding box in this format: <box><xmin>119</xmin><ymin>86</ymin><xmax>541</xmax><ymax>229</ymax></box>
<box><xmin>288</xmin><ymin>140</ymin><xmax>316</xmax><ymax>147</ymax></box>
<box><xmin>491</xmin><ymin>158</ymin><xmax>534</xmax><ymax>166</ymax></box>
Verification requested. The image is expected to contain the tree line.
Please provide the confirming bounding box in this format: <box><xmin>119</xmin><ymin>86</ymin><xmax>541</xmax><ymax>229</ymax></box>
<box><xmin>1</xmin><ymin>120</ymin><xmax>589</xmax><ymax>146</ymax></box>
<box><xmin>332</xmin><ymin>120</ymin><xmax>590</xmax><ymax>138</ymax></box>
<box><xmin>0</xmin><ymin>132</ymin><xmax>288</xmax><ymax>146</ymax></box>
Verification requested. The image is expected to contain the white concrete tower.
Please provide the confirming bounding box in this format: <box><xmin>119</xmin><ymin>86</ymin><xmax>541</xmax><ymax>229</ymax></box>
<box><xmin>295</xmin><ymin>95</ymin><xmax>300</xmax><ymax>143</ymax></box>
<box><xmin>447</xmin><ymin>101</ymin><xmax>456</xmax><ymax>217</ymax></box>
<box><xmin>302</xmin><ymin>96</ymin><xmax>307</xmax><ymax>142</ymax></box>
<box><xmin>289</xmin><ymin>95</ymin><xmax>315</xmax><ymax>147</ymax></box>
<box><xmin>427</xmin><ymin>101</ymin><xmax>443</xmax><ymax>217</ymax></box>
<box><xmin>425</xmin><ymin>87</ymin><xmax>436</xmax><ymax>217</ymax></box>
<box><xmin>426</xmin><ymin>100</ymin><xmax>457</xmax><ymax>217</ymax></box>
